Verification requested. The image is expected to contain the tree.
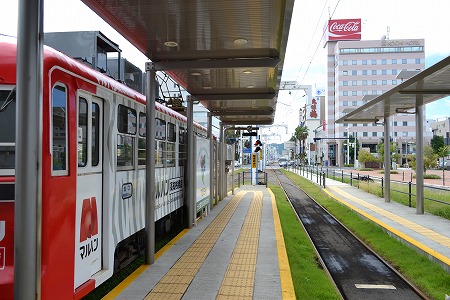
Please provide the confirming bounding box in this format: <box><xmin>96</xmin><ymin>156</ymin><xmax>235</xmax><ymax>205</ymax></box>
<box><xmin>377</xmin><ymin>141</ymin><xmax>400</xmax><ymax>166</ymax></box>
<box><xmin>294</xmin><ymin>125</ymin><xmax>309</xmax><ymax>164</ymax></box>
<box><xmin>406</xmin><ymin>145</ymin><xmax>439</xmax><ymax>173</ymax></box>
<box><xmin>430</xmin><ymin>135</ymin><xmax>445</xmax><ymax>154</ymax></box>
<box><xmin>358</xmin><ymin>149</ymin><xmax>377</xmax><ymax>168</ymax></box>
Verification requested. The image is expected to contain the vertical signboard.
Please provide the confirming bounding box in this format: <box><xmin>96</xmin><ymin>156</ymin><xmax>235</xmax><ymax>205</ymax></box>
<box><xmin>252</xmin><ymin>153</ymin><xmax>257</xmax><ymax>169</ymax></box>
<box><xmin>196</xmin><ymin>136</ymin><xmax>210</xmax><ymax>212</ymax></box>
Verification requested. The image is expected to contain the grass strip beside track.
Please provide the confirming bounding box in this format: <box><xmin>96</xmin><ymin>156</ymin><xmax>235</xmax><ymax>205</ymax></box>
<box><xmin>282</xmin><ymin>169</ymin><xmax>450</xmax><ymax>300</ymax></box>
<box><xmin>269</xmin><ymin>183</ymin><xmax>341</xmax><ymax>299</ymax></box>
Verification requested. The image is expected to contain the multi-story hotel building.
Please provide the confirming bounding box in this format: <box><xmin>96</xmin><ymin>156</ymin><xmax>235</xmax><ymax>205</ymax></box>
<box><xmin>323</xmin><ymin>20</ymin><xmax>425</xmax><ymax>166</ymax></box>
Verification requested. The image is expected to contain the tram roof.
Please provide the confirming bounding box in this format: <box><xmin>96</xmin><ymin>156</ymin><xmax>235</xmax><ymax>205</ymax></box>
<box><xmin>81</xmin><ymin>0</ymin><xmax>295</xmax><ymax>126</ymax></box>
<box><xmin>336</xmin><ymin>55</ymin><xmax>450</xmax><ymax>124</ymax></box>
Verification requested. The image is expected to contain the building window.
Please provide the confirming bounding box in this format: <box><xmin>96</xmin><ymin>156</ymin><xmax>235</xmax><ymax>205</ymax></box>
<box><xmin>362</xmin><ymin>60</ymin><xmax>367</xmax><ymax>65</ymax></box>
<box><xmin>415</xmin><ymin>58</ymin><xmax>421</xmax><ymax>64</ymax></box>
<box><xmin>372</xmin><ymin>80</ymin><xmax>377</xmax><ymax>85</ymax></box>
<box><xmin>392</xmin><ymin>59</ymin><xmax>397</xmax><ymax>64</ymax></box>
<box><xmin>343</xmin><ymin>81</ymin><xmax>348</xmax><ymax>86</ymax></box>
<box><xmin>393</xmin><ymin>121</ymin><xmax>398</xmax><ymax>126</ymax></box>
<box><xmin>372</xmin><ymin>132</ymin><xmax>377</xmax><ymax>137</ymax></box>
<box><xmin>343</xmin><ymin>70</ymin><xmax>348</xmax><ymax>76</ymax></box>
<box><xmin>343</xmin><ymin>60</ymin><xmax>348</xmax><ymax>65</ymax></box>
<box><xmin>352</xmin><ymin>91</ymin><xmax>357</xmax><ymax>96</ymax></box>
<box><xmin>372</xmin><ymin>90</ymin><xmax>377</xmax><ymax>95</ymax></box>
<box><xmin>352</xmin><ymin>101</ymin><xmax>357</xmax><ymax>106</ymax></box>
<box><xmin>392</xmin><ymin>69</ymin><xmax>397</xmax><ymax>75</ymax></box>
<box><xmin>382</xmin><ymin>70</ymin><xmax>387</xmax><ymax>75</ymax></box>
<box><xmin>352</xmin><ymin>60</ymin><xmax>357</xmax><ymax>65</ymax></box>
<box><xmin>363</xmin><ymin>132</ymin><xmax>368</xmax><ymax>137</ymax></box>
<box><xmin>403</xmin><ymin>132</ymin><xmax>408</xmax><ymax>137</ymax></box>
<box><xmin>362</xmin><ymin>80</ymin><xmax>367</xmax><ymax>85</ymax></box>
<box><xmin>382</xmin><ymin>59</ymin><xmax>387</xmax><ymax>65</ymax></box>
<box><xmin>371</xmin><ymin>60</ymin><xmax>377</xmax><ymax>65</ymax></box>
<box><xmin>372</xmin><ymin>70</ymin><xmax>377</xmax><ymax>75</ymax></box>
<box><xmin>382</xmin><ymin>80</ymin><xmax>387</xmax><ymax>85</ymax></box>
<box><xmin>343</xmin><ymin>91</ymin><xmax>348</xmax><ymax>96</ymax></box>
<box><xmin>362</xmin><ymin>70</ymin><xmax>367</xmax><ymax>75</ymax></box>
<box><xmin>403</xmin><ymin>121</ymin><xmax>408</xmax><ymax>126</ymax></box>
<box><xmin>352</xmin><ymin>70</ymin><xmax>357</xmax><ymax>75</ymax></box>
<box><xmin>402</xmin><ymin>59</ymin><xmax>407</xmax><ymax>64</ymax></box>
<box><xmin>362</xmin><ymin>90</ymin><xmax>368</xmax><ymax>95</ymax></box>
<box><xmin>392</xmin><ymin>79</ymin><xmax>397</xmax><ymax>85</ymax></box>
<box><xmin>352</xmin><ymin>80</ymin><xmax>357</xmax><ymax>86</ymax></box>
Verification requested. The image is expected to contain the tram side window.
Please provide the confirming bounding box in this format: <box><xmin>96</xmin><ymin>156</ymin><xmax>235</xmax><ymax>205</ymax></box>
<box><xmin>52</xmin><ymin>85</ymin><xmax>68</xmax><ymax>173</ymax></box>
<box><xmin>178</xmin><ymin>126</ymin><xmax>187</xmax><ymax>166</ymax></box>
<box><xmin>92</xmin><ymin>103</ymin><xmax>100</xmax><ymax>166</ymax></box>
<box><xmin>166</xmin><ymin>122</ymin><xmax>176</xmax><ymax>166</ymax></box>
<box><xmin>78</xmin><ymin>98</ymin><xmax>88</xmax><ymax>167</ymax></box>
<box><xmin>138</xmin><ymin>112</ymin><xmax>146</xmax><ymax>166</ymax></box>
<box><xmin>155</xmin><ymin>118</ymin><xmax>166</xmax><ymax>168</ymax></box>
<box><xmin>0</xmin><ymin>89</ymin><xmax>16</xmax><ymax>170</ymax></box>
<box><xmin>117</xmin><ymin>105</ymin><xmax>136</xmax><ymax>167</ymax></box>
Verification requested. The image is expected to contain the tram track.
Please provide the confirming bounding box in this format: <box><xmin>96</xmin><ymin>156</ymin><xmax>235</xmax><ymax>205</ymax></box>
<box><xmin>267</xmin><ymin>168</ymin><xmax>428</xmax><ymax>300</ymax></box>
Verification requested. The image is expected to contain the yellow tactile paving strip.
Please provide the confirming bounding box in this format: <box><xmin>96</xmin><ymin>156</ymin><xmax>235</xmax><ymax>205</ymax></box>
<box><xmin>217</xmin><ymin>191</ymin><xmax>263</xmax><ymax>300</ymax></box>
<box><xmin>145</xmin><ymin>191</ymin><xmax>248</xmax><ymax>300</ymax></box>
<box><xmin>269</xmin><ymin>189</ymin><xmax>296</xmax><ymax>299</ymax></box>
<box><xmin>324</xmin><ymin>186</ymin><xmax>450</xmax><ymax>266</ymax></box>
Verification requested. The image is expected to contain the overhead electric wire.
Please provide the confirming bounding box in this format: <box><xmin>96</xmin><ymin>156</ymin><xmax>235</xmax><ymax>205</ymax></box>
<box><xmin>295</xmin><ymin>0</ymin><xmax>342</xmax><ymax>89</ymax></box>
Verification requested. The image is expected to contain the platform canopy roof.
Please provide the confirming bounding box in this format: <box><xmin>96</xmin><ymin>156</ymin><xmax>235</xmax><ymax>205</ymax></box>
<box><xmin>336</xmin><ymin>55</ymin><xmax>450</xmax><ymax>124</ymax></box>
<box><xmin>81</xmin><ymin>0</ymin><xmax>296</xmax><ymax>126</ymax></box>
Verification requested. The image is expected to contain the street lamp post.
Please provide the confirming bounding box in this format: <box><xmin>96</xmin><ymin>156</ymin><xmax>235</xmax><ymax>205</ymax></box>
<box><xmin>345</xmin><ymin>127</ymin><xmax>349</xmax><ymax>165</ymax></box>
<box><xmin>354</xmin><ymin>131</ymin><xmax>358</xmax><ymax>169</ymax></box>
<box><xmin>443</xmin><ymin>145</ymin><xmax>449</xmax><ymax>186</ymax></box>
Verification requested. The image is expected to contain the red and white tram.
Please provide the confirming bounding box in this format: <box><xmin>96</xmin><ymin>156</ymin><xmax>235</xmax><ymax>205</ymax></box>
<box><xmin>0</xmin><ymin>39</ymin><xmax>208</xmax><ymax>299</ymax></box>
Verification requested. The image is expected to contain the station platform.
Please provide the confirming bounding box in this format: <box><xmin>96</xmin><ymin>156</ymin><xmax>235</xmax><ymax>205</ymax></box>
<box><xmin>106</xmin><ymin>185</ymin><xmax>295</xmax><ymax>300</ymax></box>
<box><xmin>290</xmin><ymin>168</ymin><xmax>450</xmax><ymax>273</ymax></box>
<box><xmin>105</xmin><ymin>168</ymin><xmax>450</xmax><ymax>299</ymax></box>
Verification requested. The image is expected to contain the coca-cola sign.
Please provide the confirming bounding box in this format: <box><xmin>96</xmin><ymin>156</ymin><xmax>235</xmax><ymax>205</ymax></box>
<box><xmin>327</xmin><ymin>19</ymin><xmax>361</xmax><ymax>41</ymax></box>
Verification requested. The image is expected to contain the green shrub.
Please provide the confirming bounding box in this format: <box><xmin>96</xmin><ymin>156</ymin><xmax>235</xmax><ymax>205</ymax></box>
<box><xmin>379</xmin><ymin>170</ymin><xmax>399</xmax><ymax>174</ymax></box>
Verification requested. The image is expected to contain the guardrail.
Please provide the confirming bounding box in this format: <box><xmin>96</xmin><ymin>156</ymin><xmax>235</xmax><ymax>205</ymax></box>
<box><xmin>238</xmin><ymin>171</ymin><xmax>268</xmax><ymax>188</ymax></box>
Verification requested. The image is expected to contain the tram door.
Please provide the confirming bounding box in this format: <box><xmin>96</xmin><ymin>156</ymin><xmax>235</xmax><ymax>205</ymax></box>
<box><xmin>74</xmin><ymin>94</ymin><xmax>103</xmax><ymax>289</ymax></box>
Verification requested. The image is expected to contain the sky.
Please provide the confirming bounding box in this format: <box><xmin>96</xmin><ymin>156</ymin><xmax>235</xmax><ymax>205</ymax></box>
<box><xmin>1</xmin><ymin>0</ymin><xmax>450</xmax><ymax>142</ymax></box>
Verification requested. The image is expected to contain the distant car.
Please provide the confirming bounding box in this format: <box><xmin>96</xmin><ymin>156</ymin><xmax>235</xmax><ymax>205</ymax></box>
<box><xmin>234</xmin><ymin>161</ymin><xmax>241</xmax><ymax>168</ymax></box>
<box><xmin>438</xmin><ymin>161</ymin><xmax>449</xmax><ymax>170</ymax></box>
<box><xmin>278</xmin><ymin>159</ymin><xmax>288</xmax><ymax>167</ymax></box>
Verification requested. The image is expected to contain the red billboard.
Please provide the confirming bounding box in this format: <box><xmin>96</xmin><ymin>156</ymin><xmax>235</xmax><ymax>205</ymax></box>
<box><xmin>326</xmin><ymin>19</ymin><xmax>361</xmax><ymax>42</ymax></box>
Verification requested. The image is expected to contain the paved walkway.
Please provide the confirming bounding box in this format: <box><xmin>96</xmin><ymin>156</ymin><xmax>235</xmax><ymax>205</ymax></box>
<box><xmin>105</xmin><ymin>186</ymin><xmax>295</xmax><ymax>300</ymax></box>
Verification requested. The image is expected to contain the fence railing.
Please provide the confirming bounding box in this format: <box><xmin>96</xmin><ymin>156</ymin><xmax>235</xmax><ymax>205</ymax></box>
<box><xmin>238</xmin><ymin>171</ymin><xmax>268</xmax><ymax>188</ymax></box>
<box><xmin>290</xmin><ymin>165</ymin><xmax>450</xmax><ymax>220</ymax></box>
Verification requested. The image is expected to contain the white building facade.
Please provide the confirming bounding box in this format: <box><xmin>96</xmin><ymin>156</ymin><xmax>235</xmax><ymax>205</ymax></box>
<box><xmin>325</xmin><ymin>31</ymin><xmax>425</xmax><ymax>166</ymax></box>
<box><xmin>431</xmin><ymin>117</ymin><xmax>450</xmax><ymax>145</ymax></box>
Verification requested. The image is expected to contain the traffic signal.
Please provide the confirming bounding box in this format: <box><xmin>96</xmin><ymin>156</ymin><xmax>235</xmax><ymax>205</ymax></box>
<box><xmin>254</xmin><ymin>139</ymin><xmax>262</xmax><ymax>152</ymax></box>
